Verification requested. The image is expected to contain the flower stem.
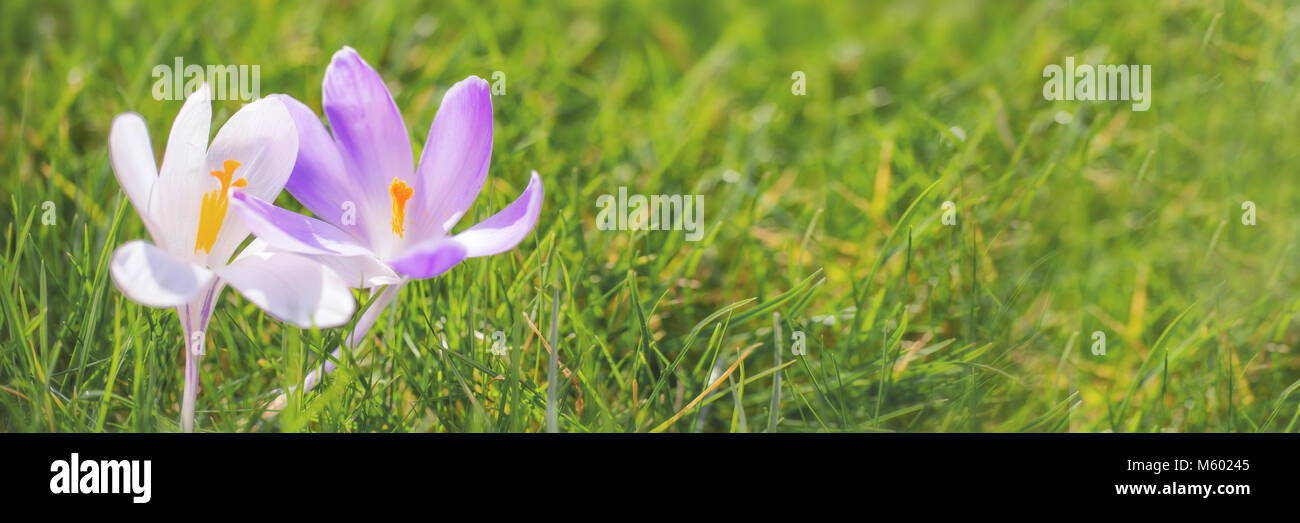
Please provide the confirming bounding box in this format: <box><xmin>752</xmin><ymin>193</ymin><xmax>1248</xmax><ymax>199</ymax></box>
<box><xmin>177</xmin><ymin>285</ymin><xmax>219</xmax><ymax>433</ymax></box>
<box><xmin>182</xmin><ymin>340</ymin><xmax>199</xmax><ymax>432</ymax></box>
<box><xmin>255</xmin><ymin>280</ymin><xmax>405</xmax><ymax>418</ymax></box>
<box><xmin>303</xmin><ymin>282</ymin><xmax>405</xmax><ymax>390</ymax></box>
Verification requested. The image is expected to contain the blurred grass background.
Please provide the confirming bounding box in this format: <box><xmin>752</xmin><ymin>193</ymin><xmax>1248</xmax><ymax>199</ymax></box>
<box><xmin>1</xmin><ymin>0</ymin><xmax>1298</xmax><ymax>432</ymax></box>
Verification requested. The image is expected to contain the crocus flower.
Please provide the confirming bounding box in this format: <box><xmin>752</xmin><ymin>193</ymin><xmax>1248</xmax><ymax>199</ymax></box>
<box><xmin>233</xmin><ymin>47</ymin><xmax>543</xmax><ymax>391</ymax></box>
<box><xmin>107</xmin><ymin>84</ymin><xmax>357</xmax><ymax>431</ymax></box>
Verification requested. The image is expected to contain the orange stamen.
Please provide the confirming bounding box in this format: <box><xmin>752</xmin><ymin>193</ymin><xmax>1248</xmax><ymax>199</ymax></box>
<box><xmin>194</xmin><ymin>160</ymin><xmax>245</xmax><ymax>254</ymax></box>
<box><xmin>389</xmin><ymin>178</ymin><xmax>414</xmax><ymax>237</ymax></box>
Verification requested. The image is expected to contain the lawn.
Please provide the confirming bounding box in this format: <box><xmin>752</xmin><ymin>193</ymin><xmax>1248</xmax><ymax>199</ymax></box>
<box><xmin>1</xmin><ymin>0</ymin><xmax>1297</xmax><ymax>432</ymax></box>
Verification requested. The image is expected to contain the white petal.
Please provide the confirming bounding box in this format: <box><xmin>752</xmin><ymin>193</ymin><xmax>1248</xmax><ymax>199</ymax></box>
<box><xmin>313</xmin><ymin>252</ymin><xmax>403</xmax><ymax>289</ymax></box>
<box><xmin>234</xmin><ymin>227</ymin><xmax>397</xmax><ymax>289</ymax></box>
<box><xmin>108</xmin><ymin>112</ymin><xmax>161</xmax><ymax>239</ymax></box>
<box><xmin>109</xmin><ymin>240</ymin><xmax>214</xmax><ymax>307</ymax></box>
<box><xmin>150</xmin><ymin>165</ymin><xmax>205</xmax><ymax>263</ymax></box>
<box><xmin>238</xmin><ymin>237</ymin><xmax>273</xmax><ymax>257</ymax></box>
<box><xmin>217</xmin><ymin>250</ymin><xmax>356</xmax><ymax>328</ymax></box>
<box><xmin>153</xmin><ymin>84</ymin><xmax>213</xmax><ymax>258</ymax></box>
<box><xmin>205</xmin><ymin>96</ymin><xmax>299</xmax><ymax>203</ymax></box>
<box><xmin>159</xmin><ymin>83</ymin><xmax>212</xmax><ymax>180</ymax></box>
<box><xmin>200</xmin><ymin>97</ymin><xmax>300</xmax><ymax>264</ymax></box>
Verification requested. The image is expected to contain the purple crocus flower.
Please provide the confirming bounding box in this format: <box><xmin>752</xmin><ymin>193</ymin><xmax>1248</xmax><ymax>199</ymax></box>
<box><xmin>233</xmin><ymin>47</ymin><xmax>544</xmax><ymax>391</ymax></box>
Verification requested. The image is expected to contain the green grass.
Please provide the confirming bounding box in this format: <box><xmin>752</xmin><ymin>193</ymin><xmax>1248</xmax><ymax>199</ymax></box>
<box><xmin>2</xmin><ymin>0</ymin><xmax>1298</xmax><ymax>433</ymax></box>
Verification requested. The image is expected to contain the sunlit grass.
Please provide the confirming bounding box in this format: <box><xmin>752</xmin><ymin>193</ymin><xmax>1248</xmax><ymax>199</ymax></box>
<box><xmin>1</xmin><ymin>0</ymin><xmax>1297</xmax><ymax>432</ymax></box>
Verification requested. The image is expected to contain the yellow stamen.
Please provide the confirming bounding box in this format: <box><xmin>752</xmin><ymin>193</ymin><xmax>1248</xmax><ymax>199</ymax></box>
<box><xmin>389</xmin><ymin>178</ymin><xmax>414</xmax><ymax>237</ymax></box>
<box><xmin>194</xmin><ymin>160</ymin><xmax>246</xmax><ymax>254</ymax></box>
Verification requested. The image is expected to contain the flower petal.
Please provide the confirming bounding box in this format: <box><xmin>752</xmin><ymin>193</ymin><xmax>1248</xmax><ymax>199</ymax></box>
<box><xmin>387</xmin><ymin>237</ymin><xmax>467</xmax><ymax>279</ymax></box>
<box><xmin>231</xmin><ymin>191</ymin><xmax>375</xmax><ymax>257</ymax></box>
<box><xmin>409</xmin><ymin>76</ymin><xmax>494</xmax><ymax>239</ymax></box>
<box><xmin>217</xmin><ymin>250</ymin><xmax>357</xmax><ymax>328</ymax></box>
<box><xmin>321</xmin><ymin>47</ymin><xmax>413</xmax><ymax>246</ymax></box>
<box><xmin>153</xmin><ymin>84</ymin><xmax>212</xmax><ymax>256</ymax></box>
<box><xmin>199</xmin><ymin>96</ymin><xmax>300</xmax><ymax>265</ymax></box>
<box><xmin>453</xmin><ymin>171</ymin><xmax>544</xmax><ymax>257</ymax></box>
<box><xmin>110</xmin><ymin>240</ymin><xmax>214</xmax><ymax>307</ymax></box>
<box><xmin>273</xmin><ymin>94</ymin><xmax>380</xmax><ymax>243</ymax></box>
<box><xmin>108</xmin><ymin>112</ymin><xmax>161</xmax><ymax>239</ymax></box>
<box><xmin>206</xmin><ymin>96</ymin><xmax>299</xmax><ymax>202</ymax></box>
<box><xmin>313</xmin><ymin>253</ymin><xmax>404</xmax><ymax>289</ymax></box>
<box><xmin>159</xmin><ymin>83</ymin><xmax>211</xmax><ymax>180</ymax></box>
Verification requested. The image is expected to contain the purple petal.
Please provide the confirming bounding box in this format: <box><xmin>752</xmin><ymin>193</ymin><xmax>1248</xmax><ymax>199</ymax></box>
<box><xmin>231</xmin><ymin>191</ymin><xmax>375</xmax><ymax>257</ymax></box>
<box><xmin>387</xmin><ymin>238</ymin><xmax>467</xmax><ymax>279</ymax></box>
<box><xmin>453</xmin><ymin>171</ymin><xmax>544</xmax><ymax>257</ymax></box>
<box><xmin>408</xmin><ymin>76</ymin><xmax>494</xmax><ymax>239</ymax></box>
<box><xmin>274</xmin><ymin>94</ymin><xmax>382</xmax><ymax>244</ymax></box>
<box><xmin>321</xmin><ymin>47</ymin><xmax>413</xmax><ymax>230</ymax></box>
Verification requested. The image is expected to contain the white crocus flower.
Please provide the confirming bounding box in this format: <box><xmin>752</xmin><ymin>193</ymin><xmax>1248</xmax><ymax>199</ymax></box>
<box><xmin>107</xmin><ymin>84</ymin><xmax>356</xmax><ymax>432</ymax></box>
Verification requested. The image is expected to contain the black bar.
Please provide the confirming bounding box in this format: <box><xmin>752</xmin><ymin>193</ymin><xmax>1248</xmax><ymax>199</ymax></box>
<box><xmin>1</xmin><ymin>433</ymin><xmax>1292</xmax><ymax>512</ymax></box>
